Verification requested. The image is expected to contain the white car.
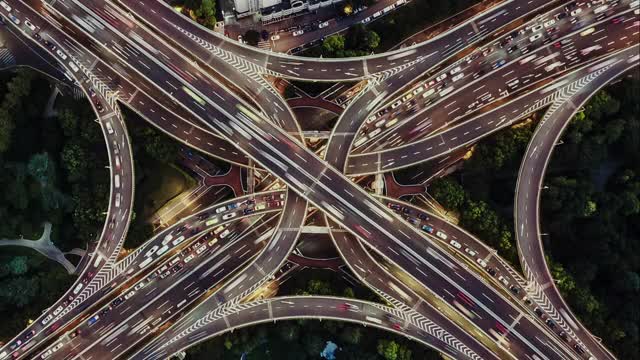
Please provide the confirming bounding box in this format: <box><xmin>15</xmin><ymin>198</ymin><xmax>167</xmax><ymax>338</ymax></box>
<box><xmin>237</xmin><ymin>35</ymin><xmax>243</xmax><ymax>43</ymax></box>
<box><xmin>449</xmin><ymin>240</ymin><xmax>462</xmax><ymax>249</ymax></box>
<box><xmin>570</xmin><ymin>8</ymin><xmax>582</xmax><ymax>17</ymax></box>
<box><xmin>435</xmin><ymin>73</ymin><xmax>447</xmax><ymax>82</ymax></box>
<box><xmin>41</xmin><ymin>314</ymin><xmax>53</xmax><ymax>325</ymax></box>
<box><xmin>52</xmin><ymin>343</ymin><xmax>63</xmax><ymax>352</ymax></box>
<box><xmin>124</xmin><ymin>291</ymin><xmax>135</xmax><ymax>300</ymax></box>
<box><xmin>53</xmin><ymin>305</ymin><xmax>63</xmax><ymax>316</ymax></box>
<box><xmin>24</xmin><ymin>20</ymin><xmax>36</xmax><ymax>31</ymax></box>
<box><xmin>464</xmin><ymin>248</ymin><xmax>478</xmax><ymax>257</ymax></box>
<box><xmin>543</xmin><ymin>19</ymin><xmax>556</xmax><ymax>28</ymax></box>
<box><xmin>134</xmin><ymin>282</ymin><xmax>145</xmax><ymax>291</ymax></box>
<box><xmin>530</xmin><ymin>24</ymin><xmax>543</xmax><ymax>32</ymax></box>
<box><xmin>270</xmin><ymin>34</ymin><xmax>280</xmax><ymax>41</ymax></box>
<box><xmin>215</xmin><ymin>206</ymin><xmax>227</xmax><ymax>214</ymax></box>
<box><xmin>529</xmin><ymin>33</ymin><xmax>542</xmax><ymax>42</ymax></box>
<box><xmin>498</xmin><ymin>275</ymin><xmax>509</xmax><ymax>286</ymax></box>
<box><xmin>105</xmin><ymin>121</ymin><xmax>114</xmax><ymax>134</ymax></box>
<box><xmin>184</xmin><ymin>254</ymin><xmax>195</xmax><ymax>263</ymax></box>
<box><xmin>145</xmin><ymin>245</ymin><xmax>159</xmax><ymax>257</ymax></box>
<box><xmin>435</xmin><ymin>231</ymin><xmax>448</xmax><ymax>240</ymax></box>
<box><xmin>391</xmin><ymin>100</ymin><xmax>402</xmax><ymax>109</ymax></box>
<box><xmin>361</xmin><ymin>16</ymin><xmax>372</xmax><ymax>24</ymax></box>
<box><xmin>476</xmin><ymin>258</ymin><xmax>488</xmax><ymax>268</ymax></box>
<box><xmin>222</xmin><ymin>212</ymin><xmax>237</xmax><ymax>220</ymax></box>
<box><xmin>449</xmin><ymin>66</ymin><xmax>462</xmax><ymax>75</ymax></box>
<box><xmin>0</xmin><ymin>1</ymin><xmax>11</xmax><ymax>12</ymax></box>
<box><xmin>292</xmin><ymin>30</ymin><xmax>304</xmax><ymax>37</ymax></box>
<box><xmin>56</xmin><ymin>49</ymin><xmax>67</xmax><ymax>60</ymax></box>
<box><xmin>318</xmin><ymin>21</ymin><xmax>329</xmax><ymax>29</ymax></box>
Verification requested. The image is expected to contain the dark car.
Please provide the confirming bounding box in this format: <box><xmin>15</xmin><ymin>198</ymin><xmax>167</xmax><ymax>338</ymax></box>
<box><xmin>574</xmin><ymin>344</ymin><xmax>585</xmax><ymax>354</ymax></box>
<box><xmin>509</xmin><ymin>285</ymin><xmax>520</xmax><ymax>295</ymax></box>
<box><xmin>111</xmin><ymin>297</ymin><xmax>124</xmax><ymax>307</ymax></box>
<box><xmin>24</xmin><ymin>330</ymin><xmax>36</xmax><ymax>340</ymax></box>
<box><xmin>545</xmin><ymin>319</ymin><xmax>556</xmax><ymax>329</ymax></box>
<box><xmin>387</xmin><ymin>203</ymin><xmax>401</xmax><ymax>211</ymax></box>
<box><xmin>418</xmin><ymin>213</ymin><xmax>429</xmax><ymax>221</ymax></box>
<box><xmin>559</xmin><ymin>331</ymin><xmax>569</xmax><ymax>341</ymax></box>
<box><xmin>486</xmin><ymin>267</ymin><xmax>497</xmax><ymax>276</ymax></box>
<box><xmin>172</xmin><ymin>263</ymin><xmax>184</xmax><ymax>273</ymax></box>
<box><xmin>534</xmin><ymin>307</ymin><xmax>544</xmax><ymax>317</ymax></box>
<box><xmin>100</xmin><ymin>306</ymin><xmax>111</xmax><ymax>316</ymax></box>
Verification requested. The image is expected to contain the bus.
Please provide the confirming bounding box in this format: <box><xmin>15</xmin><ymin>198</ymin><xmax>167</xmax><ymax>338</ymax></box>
<box><xmin>365</xmin><ymin>316</ymin><xmax>382</xmax><ymax>324</ymax></box>
<box><xmin>182</xmin><ymin>86</ymin><xmax>206</xmax><ymax>107</ymax></box>
<box><xmin>156</xmin><ymin>245</ymin><xmax>169</xmax><ymax>256</ymax></box>
<box><xmin>93</xmin><ymin>255</ymin><xmax>103</xmax><ymax>268</ymax></box>
<box><xmin>439</xmin><ymin>87</ymin><xmax>455</xmax><ymax>97</ymax></box>
<box><xmin>138</xmin><ymin>257</ymin><xmax>153</xmax><ymax>269</ymax></box>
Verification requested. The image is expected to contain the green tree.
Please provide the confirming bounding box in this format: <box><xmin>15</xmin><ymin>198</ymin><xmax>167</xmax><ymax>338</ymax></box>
<box><xmin>5</xmin><ymin>257</ymin><xmax>28</xmax><ymax>275</ymax></box>
<box><xmin>303</xmin><ymin>334</ymin><xmax>324</xmax><ymax>356</ymax></box>
<box><xmin>367</xmin><ymin>30</ymin><xmax>381</xmax><ymax>49</ymax></box>
<box><xmin>195</xmin><ymin>0</ymin><xmax>217</xmax><ymax>28</ymax></box>
<box><xmin>620</xmin><ymin>191</ymin><xmax>640</xmax><ymax>216</ymax></box>
<box><xmin>58</xmin><ymin>108</ymin><xmax>78</xmax><ymax>137</ymax></box>
<box><xmin>61</xmin><ymin>143</ymin><xmax>88</xmax><ymax>182</ymax></box>
<box><xmin>377</xmin><ymin>339</ymin><xmax>400</xmax><ymax>360</ymax></box>
<box><xmin>141</xmin><ymin>128</ymin><xmax>179</xmax><ymax>163</ymax></box>
<box><xmin>306</xmin><ymin>279</ymin><xmax>333</xmax><ymax>295</ymax></box>
<box><xmin>342</xmin><ymin>287</ymin><xmax>355</xmax><ymax>298</ymax></box>
<box><xmin>322</xmin><ymin>35</ymin><xmax>345</xmax><ymax>56</ymax></box>
<box><xmin>340</xmin><ymin>326</ymin><xmax>363</xmax><ymax>345</ymax></box>
<box><xmin>429</xmin><ymin>177</ymin><xmax>466</xmax><ymax>210</ymax></box>
<box><xmin>278</xmin><ymin>322</ymin><xmax>299</xmax><ymax>342</ymax></box>
<box><xmin>27</xmin><ymin>152</ymin><xmax>54</xmax><ymax>187</ymax></box>
<box><xmin>244</xmin><ymin>30</ymin><xmax>261</xmax><ymax>46</ymax></box>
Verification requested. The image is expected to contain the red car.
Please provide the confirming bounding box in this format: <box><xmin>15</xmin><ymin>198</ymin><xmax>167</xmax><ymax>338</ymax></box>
<box><xmin>611</xmin><ymin>16</ymin><xmax>625</xmax><ymax>24</ymax></box>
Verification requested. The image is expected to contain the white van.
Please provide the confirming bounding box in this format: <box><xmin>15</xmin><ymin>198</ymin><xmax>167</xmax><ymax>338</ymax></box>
<box><xmin>73</xmin><ymin>283</ymin><xmax>83</xmax><ymax>294</ymax></box>
<box><xmin>68</xmin><ymin>61</ymin><xmax>79</xmax><ymax>73</ymax></box>
<box><xmin>56</xmin><ymin>49</ymin><xmax>67</xmax><ymax>60</ymax></box>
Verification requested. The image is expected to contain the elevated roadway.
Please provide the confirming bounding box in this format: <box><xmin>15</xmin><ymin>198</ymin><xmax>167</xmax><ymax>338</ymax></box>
<box><xmin>514</xmin><ymin>50</ymin><xmax>639</xmax><ymax>360</ymax></box>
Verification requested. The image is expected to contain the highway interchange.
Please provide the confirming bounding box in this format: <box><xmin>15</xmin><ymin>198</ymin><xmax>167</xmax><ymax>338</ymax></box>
<box><xmin>0</xmin><ymin>0</ymin><xmax>638</xmax><ymax>359</ymax></box>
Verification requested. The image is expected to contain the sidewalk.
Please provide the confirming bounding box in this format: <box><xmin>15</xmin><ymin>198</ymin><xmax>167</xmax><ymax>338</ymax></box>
<box><xmin>0</xmin><ymin>222</ymin><xmax>80</xmax><ymax>274</ymax></box>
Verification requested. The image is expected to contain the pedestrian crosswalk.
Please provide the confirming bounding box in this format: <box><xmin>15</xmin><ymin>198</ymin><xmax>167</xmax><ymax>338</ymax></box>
<box><xmin>170</xmin><ymin>24</ymin><xmax>280</xmax><ymax>99</ymax></box>
<box><xmin>0</xmin><ymin>48</ymin><xmax>16</xmax><ymax>67</ymax></box>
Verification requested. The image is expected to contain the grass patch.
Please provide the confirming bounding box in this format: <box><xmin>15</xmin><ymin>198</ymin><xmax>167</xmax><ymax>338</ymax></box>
<box><xmin>135</xmin><ymin>160</ymin><xmax>195</xmax><ymax>220</ymax></box>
